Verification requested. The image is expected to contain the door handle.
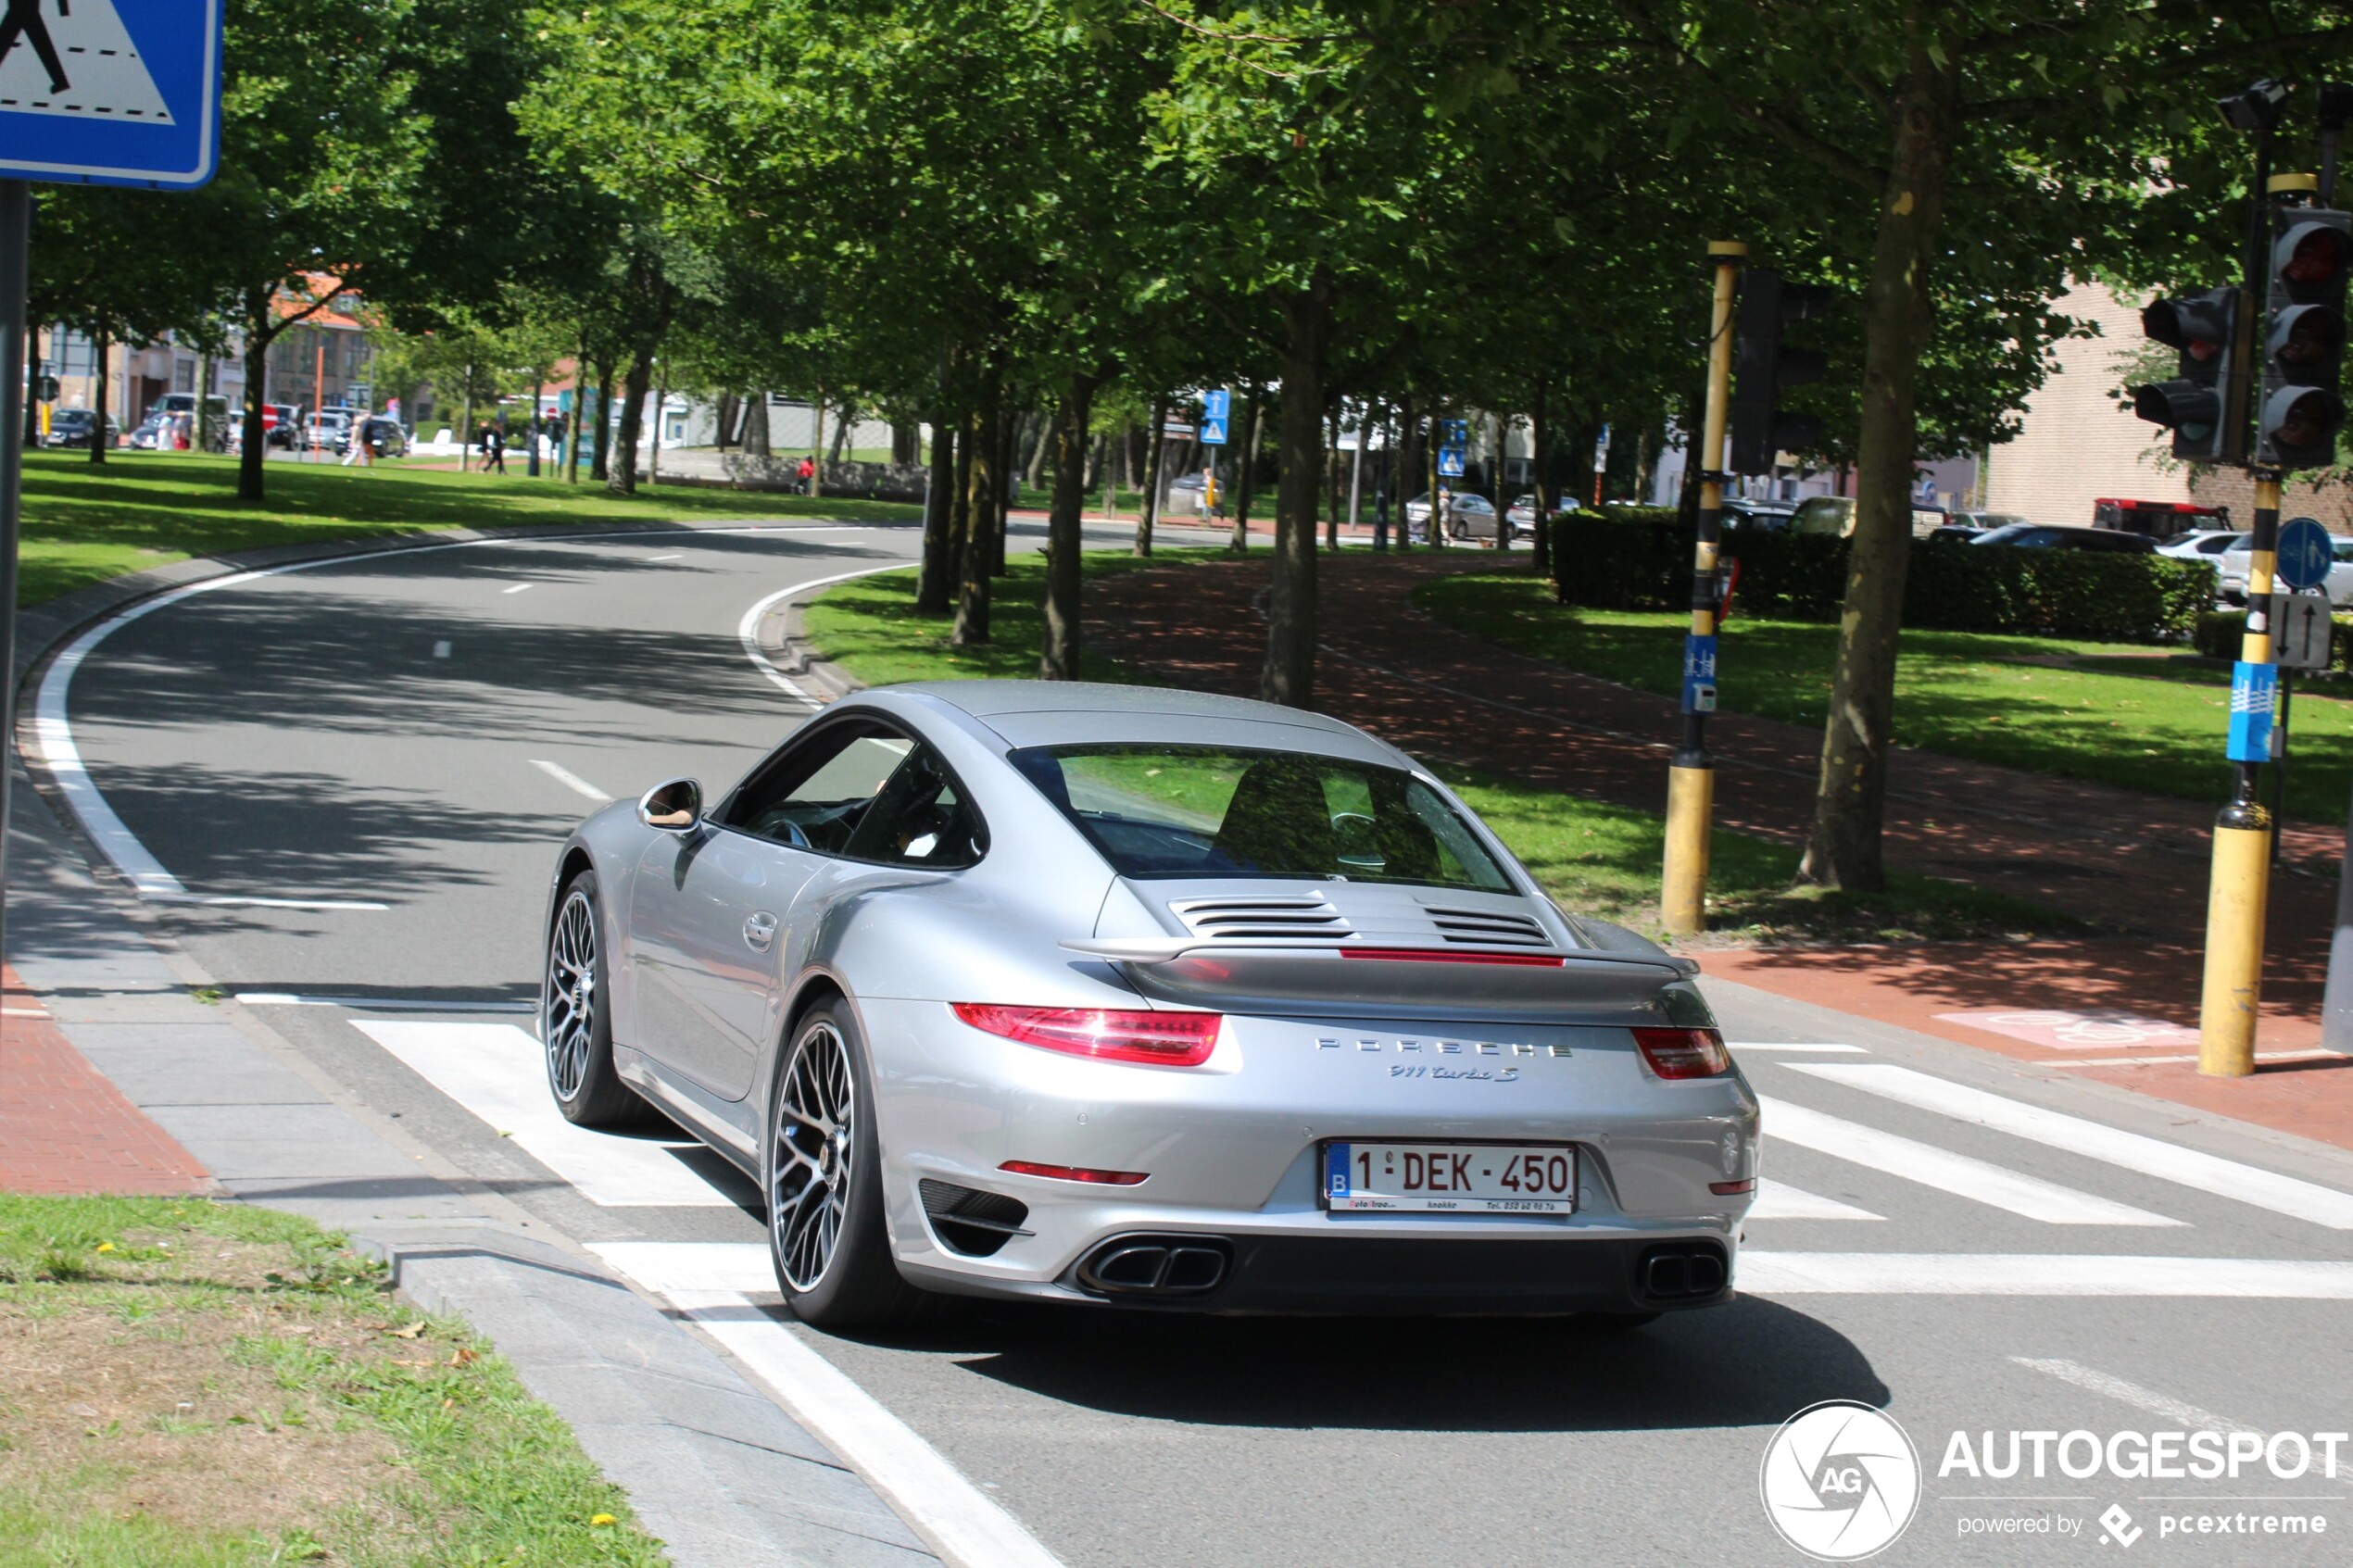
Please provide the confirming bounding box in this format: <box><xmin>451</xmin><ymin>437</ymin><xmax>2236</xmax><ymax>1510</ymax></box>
<box><xmin>743</xmin><ymin>911</ymin><xmax>778</xmax><ymax>952</ymax></box>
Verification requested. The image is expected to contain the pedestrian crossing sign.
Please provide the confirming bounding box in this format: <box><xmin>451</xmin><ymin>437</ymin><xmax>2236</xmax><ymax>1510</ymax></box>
<box><xmin>1437</xmin><ymin>446</ymin><xmax>1465</xmax><ymax>478</ymax></box>
<box><xmin>1201</xmin><ymin>417</ymin><xmax>1227</xmax><ymax>445</ymax></box>
<box><xmin>0</xmin><ymin>0</ymin><xmax>221</xmax><ymax>188</ymax></box>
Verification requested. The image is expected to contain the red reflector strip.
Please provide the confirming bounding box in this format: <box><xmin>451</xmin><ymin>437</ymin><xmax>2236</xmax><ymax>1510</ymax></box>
<box><xmin>951</xmin><ymin>1003</ymin><xmax>1221</xmax><ymax>1066</ymax></box>
<box><xmin>1339</xmin><ymin>947</ymin><xmax>1567</xmax><ymax>968</ymax></box>
<box><xmin>1632</xmin><ymin>1026</ymin><xmax>1733</xmax><ymax>1079</ymax></box>
<box><xmin>999</xmin><ymin>1160</ymin><xmax>1149</xmax><ymax>1185</ymax></box>
<box><xmin>1709</xmin><ymin>1178</ymin><xmax>1756</xmax><ymax>1196</ymax></box>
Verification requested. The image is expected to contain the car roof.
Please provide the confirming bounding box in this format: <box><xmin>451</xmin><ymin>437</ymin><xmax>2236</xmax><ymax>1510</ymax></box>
<box><xmin>875</xmin><ymin>681</ymin><xmax>1413</xmax><ymax>766</ymax></box>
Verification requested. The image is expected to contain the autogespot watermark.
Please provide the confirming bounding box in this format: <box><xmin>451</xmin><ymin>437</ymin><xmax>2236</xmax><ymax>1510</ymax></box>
<box><xmin>1760</xmin><ymin>1400</ymin><xmax>1923</xmax><ymax>1561</ymax></box>
<box><xmin>1760</xmin><ymin>1411</ymin><xmax>2346</xmax><ymax>1558</ymax></box>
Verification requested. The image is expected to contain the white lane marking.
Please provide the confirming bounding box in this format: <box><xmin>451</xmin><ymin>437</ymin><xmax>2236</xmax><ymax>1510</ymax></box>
<box><xmin>1743</xmin><ymin>1253</ymin><xmax>2353</xmax><ymax>1298</ymax></box>
<box><xmin>530</xmin><ymin>759</ymin><xmax>611</xmax><ymax>803</ymax></box>
<box><xmin>736</xmin><ymin>563</ymin><xmax>913</xmax><ymax>704</ymax></box>
<box><xmin>502</xmin><ymin>582</ymin><xmax>535</xmax><ymax>595</ymax></box>
<box><xmin>594</xmin><ymin>1242</ymin><xmax>1067</xmax><ymax>1568</ymax></box>
<box><xmin>354</xmin><ymin>1022</ymin><xmax>733</xmax><ymax>1207</ymax></box>
<box><xmin>1759</xmin><ymin>1097</ymin><xmax>2181</xmax><ymax>1226</ymax></box>
<box><xmin>1729</xmin><ymin>1042</ymin><xmax>1868</xmax><ymax>1053</ymax></box>
<box><xmin>238</xmin><ymin>992</ymin><xmax>534</xmax><ymax>1013</ymax></box>
<box><xmin>2011</xmin><ymin>1358</ymin><xmax>2256</xmax><ymax>1435</ymax></box>
<box><xmin>1747</xmin><ymin>1179</ymin><xmax>1883</xmax><ymax>1222</ymax></box>
<box><xmin>646</xmin><ymin>552</ymin><xmax>683</xmax><ymax>561</ymax></box>
<box><xmin>1</xmin><ymin>1007</ymin><xmax>48</xmax><ymax>1018</ymax></box>
<box><xmin>2041</xmin><ymin>1051</ymin><xmax>2342</xmax><ymax>1068</ymax></box>
<box><xmin>31</xmin><ymin>526</ymin><xmax>914</xmax><ymax>909</ymax></box>
<box><xmin>153</xmin><ymin>895</ymin><xmax>391</xmax><ymax>911</ymax></box>
<box><xmin>433</xmin><ymin>640</ymin><xmax>452</xmax><ymax>659</ymax></box>
<box><xmin>1793</xmin><ymin>1063</ymin><xmax>2353</xmax><ymax>1231</ymax></box>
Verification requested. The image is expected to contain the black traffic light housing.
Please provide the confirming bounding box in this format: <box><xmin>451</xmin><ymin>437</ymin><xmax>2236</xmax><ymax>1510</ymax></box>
<box><xmin>1728</xmin><ymin>268</ymin><xmax>1834</xmax><ymax>475</ymax></box>
<box><xmin>2133</xmin><ymin>286</ymin><xmax>2246</xmax><ymax>462</ymax></box>
<box><xmin>2257</xmin><ymin>206</ymin><xmax>2350</xmax><ymax>469</ymax></box>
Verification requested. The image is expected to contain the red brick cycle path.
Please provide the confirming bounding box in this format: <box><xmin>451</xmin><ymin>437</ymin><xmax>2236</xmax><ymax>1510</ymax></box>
<box><xmin>1082</xmin><ymin>548</ymin><xmax>2353</xmax><ymax>1151</ymax></box>
<box><xmin>0</xmin><ymin>966</ymin><xmax>212</xmax><ymax>1197</ymax></box>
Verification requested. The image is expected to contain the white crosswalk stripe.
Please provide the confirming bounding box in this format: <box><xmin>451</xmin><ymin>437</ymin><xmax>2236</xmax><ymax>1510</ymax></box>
<box><xmin>1793</xmin><ymin>1063</ymin><xmax>2353</xmax><ymax>1231</ymax></box>
<box><xmin>1758</xmin><ymin>1097</ymin><xmax>2182</xmax><ymax>1226</ymax></box>
<box><xmin>1748</xmin><ymin>1179</ymin><xmax>1883</xmax><ymax>1222</ymax></box>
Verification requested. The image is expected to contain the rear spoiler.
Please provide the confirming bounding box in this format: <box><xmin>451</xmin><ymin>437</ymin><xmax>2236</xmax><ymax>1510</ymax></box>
<box><xmin>1059</xmin><ymin>939</ymin><xmax>1693</xmax><ymax>1022</ymax></box>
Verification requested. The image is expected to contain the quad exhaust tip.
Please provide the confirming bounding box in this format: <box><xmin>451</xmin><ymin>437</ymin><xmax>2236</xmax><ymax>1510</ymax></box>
<box><xmin>1638</xmin><ymin>1243</ymin><xmax>1729</xmax><ymax>1302</ymax></box>
<box><xmin>1077</xmin><ymin>1235</ymin><xmax>1232</xmax><ymax>1297</ymax></box>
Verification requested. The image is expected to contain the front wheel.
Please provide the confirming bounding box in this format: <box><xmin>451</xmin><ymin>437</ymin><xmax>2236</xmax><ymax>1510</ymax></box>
<box><xmin>766</xmin><ymin>1000</ymin><xmax>930</xmax><ymax>1331</ymax></box>
<box><xmin>1450</xmin><ymin>521</ymin><xmax>1468</xmax><ymax>541</ymax></box>
<box><xmin>543</xmin><ymin>871</ymin><xmax>658</xmax><ymax>1128</ymax></box>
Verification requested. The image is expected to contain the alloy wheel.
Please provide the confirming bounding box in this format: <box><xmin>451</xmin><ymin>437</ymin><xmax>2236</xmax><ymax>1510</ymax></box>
<box><xmin>773</xmin><ymin>1022</ymin><xmax>855</xmax><ymax>1292</ymax></box>
<box><xmin>543</xmin><ymin>889</ymin><xmax>598</xmax><ymax>1100</ymax></box>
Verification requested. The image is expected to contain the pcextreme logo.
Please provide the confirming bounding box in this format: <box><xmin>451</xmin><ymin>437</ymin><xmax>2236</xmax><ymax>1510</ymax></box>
<box><xmin>1760</xmin><ymin>1400</ymin><xmax>1923</xmax><ymax>1561</ymax></box>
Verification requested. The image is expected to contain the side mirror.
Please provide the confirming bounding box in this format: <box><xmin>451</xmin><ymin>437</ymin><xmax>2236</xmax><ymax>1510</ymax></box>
<box><xmin>638</xmin><ymin>777</ymin><xmax>703</xmax><ymax>834</ymax></box>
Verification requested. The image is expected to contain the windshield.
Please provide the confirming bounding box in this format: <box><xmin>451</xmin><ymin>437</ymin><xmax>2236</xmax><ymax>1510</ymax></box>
<box><xmin>1009</xmin><ymin>744</ymin><xmax>1515</xmax><ymax>890</ymax></box>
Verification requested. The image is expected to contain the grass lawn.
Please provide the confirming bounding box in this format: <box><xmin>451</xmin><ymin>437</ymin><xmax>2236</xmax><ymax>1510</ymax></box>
<box><xmin>1416</xmin><ymin>571</ymin><xmax>2353</xmax><ymax>825</ymax></box>
<box><xmin>805</xmin><ymin>557</ymin><xmax>2073</xmax><ymax>943</ymax></box>
<box><xmin>0</xmin><ymin>1194</ymin><xmax>665</xmax><ymax>1567</ymax></box>
<box><xmin>18</xmin><ymin>452</ymin><xmax>922</xmax><ymax>608</ymax></box>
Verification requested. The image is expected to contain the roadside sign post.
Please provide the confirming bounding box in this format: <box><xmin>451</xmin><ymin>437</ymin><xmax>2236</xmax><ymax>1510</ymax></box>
<box><xmin>0</xmin><ymin>0</ymin><xmax>223</xmax><ymax>985</ymax></box>
<box><xmin>2270</xmin><ymin>588</ymin><xmax>2334</xmax><ymax>863</ymax></box>
<box><xmin>1199</xmin><ymin>390</ymin><xmax>1227</xmax><ymax>524</ymax></box>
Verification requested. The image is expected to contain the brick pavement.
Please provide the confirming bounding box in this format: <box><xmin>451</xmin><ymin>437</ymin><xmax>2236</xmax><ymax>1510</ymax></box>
<box><xmin>0</xmin><ymin>964</ymin><xmax>212</xmax><ymax>1196</ymax></box>
<box><xmin>1082</xmin><ymin>548</ymin><xmax>2353</xmax><ymax>1152</ymax></box>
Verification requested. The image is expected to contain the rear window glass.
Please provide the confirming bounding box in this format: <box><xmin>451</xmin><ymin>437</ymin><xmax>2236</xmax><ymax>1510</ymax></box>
<box><xmin>1009</xmin><ymin>744</ymin><xmax>1514</xmax><ymax>890</ymax></box>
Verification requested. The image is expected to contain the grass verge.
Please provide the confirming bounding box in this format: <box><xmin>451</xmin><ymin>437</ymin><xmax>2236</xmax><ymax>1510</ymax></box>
<box><xmin>0</xmin><ymin>1194</ymin><xmax>667</xmax><ymax>1567</ymax></box>
<box><xmin>804</xmin><ymin>556</ymin><xmax>2075</xmax><ymax>943</ymax></box>
<box><xmin>1416</xmin><ymin>571</ymin><xmax>2353</xmax><ymax>825</ymax></box>
<box><xmin>19</xmin><ymin>452</ymin><xmax>922</xmax><ymax>608</ymax></box>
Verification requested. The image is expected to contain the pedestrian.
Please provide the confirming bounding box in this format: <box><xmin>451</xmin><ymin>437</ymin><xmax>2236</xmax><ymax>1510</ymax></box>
<box><xmin>481</xmin><ymin>423</ymin><xmax>505</xmax><ymax>473</ymax></box>
<box><xmin>796</xmin><ymin>454</ymin><xmax>815</xmax><ymax>494</ymax></box>
<box><xmin>341</xmin><ymin>420</ymin><xmax>371</xmax><ymax>466</ymax></box>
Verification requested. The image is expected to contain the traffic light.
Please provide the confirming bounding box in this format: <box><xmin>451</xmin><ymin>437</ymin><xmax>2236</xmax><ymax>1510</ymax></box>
<box><xmin>2257</xmin><ymin>205</ymin><xmax>2349</xmax><ymax>469</ymax></box>
<box><xmin>2133</xmin><ymin>286</ymin><xmax>2244</xmax><ymax>462</ymax></box>
<box><xmin>1728</xmin><ymin>269</ymin><xmax>1833</xmax><ymax>474</ymax></box>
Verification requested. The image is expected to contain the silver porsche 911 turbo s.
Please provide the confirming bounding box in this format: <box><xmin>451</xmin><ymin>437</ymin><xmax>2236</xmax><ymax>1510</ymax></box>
<box><xmin>540</xmin><ymin>681</ymin><xmax>1759</xmax><ymax>1329</ymax></box>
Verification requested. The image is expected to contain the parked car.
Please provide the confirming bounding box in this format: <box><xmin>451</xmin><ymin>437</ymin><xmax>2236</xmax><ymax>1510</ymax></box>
<box><xmin>2157</xmin><ymin>529</ymin><xmax>2246</xmax><ymax>561</ymax></box>
<box><xmin>1788</xmin><ymin>496</ymin><xmax>1951</xmax><ymax>538</ymax></box>
<box><xmin>1721</xmin><ymin>498</ymin><xmax>1797</xmax><ymax>532</ymax></box>
<box><xmin>2219</xmin><ymin>533</ymin><xmax>2353</xmax><ymax>605</ymax></box>
<box><xmin>1950</xmin><ymin>509</ymin><xmax>2032</xmax><ymax>532</ymax></box>
<box><xmin>146</xmin><ymin>393</ymin><xmax>233</xmax><ymax>451</ymax></box>
<box><xmin>42</xmin><ymin>408</ymin><xmax>118</xmax><ymax>448</ymax></box>
<box><xmin>262</xmin><ymin>403</ymin><xmax>303</xmax><ymax>448</ymax></box>
<box><xmin>1969</xmin><ymin>523</ymin><xmax>2157</xmax><ymax>554</ymax></box>
<box><xmin>1926</xmin><ymin>524</ymin><xmax>1987</xmax><ymax>544</ymax></box>
<box><xmin>125</xmin><ymin>413</ymin><xmax>171</xmax><ymax>450</ymax></box>
<box><xmin>1504</xmin><ymin>493</ymin><xmax>1579</xmax><ymax>535</ymax></box>
<box><xmin>351</xmin><ymin>416</ymin><xmax>409</xmax><ymax>458</ymax></box>
<box><xmin>303</xmin><ymin>409</ymin><xmax>358</xmax><ymax>451</ymax></box>
<box><xmin>1402</xmin><ymin>492</ymin><xmax>1499</xmax><ymax>540</ymax></box>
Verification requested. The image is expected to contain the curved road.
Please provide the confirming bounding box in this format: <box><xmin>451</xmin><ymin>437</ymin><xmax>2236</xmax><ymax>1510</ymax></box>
<box><xmin>38</xmin><ymin>513</ymin><xmax>2353</xmax><ymax>1568</ymax></box>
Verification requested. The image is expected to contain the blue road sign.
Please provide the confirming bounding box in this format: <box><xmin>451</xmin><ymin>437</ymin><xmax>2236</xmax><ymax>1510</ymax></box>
<box><xmin>2275</xmin><ymin>517</ymin><xmax>2334</xmax><ymax>592</ymax></box>
<box><xmin>1437</xmin><ymin>446</ymin><xmax>1465</xmax><ymax>478</ymax></box>
<box><xmin>1441</xmin><ymin>419</ymin><xmax>1469</xmax><ymax>445</ymax></box>
<box><xmin>1202</xmin><ymin>390</ymin><xmax>1230</xmax><ymax>422</ymax></box>
<box><xmin>0</xmin><ymin>0</ymin><xmax>224</xmax><ymax>189</ymax></box>
<box><xmin>1200</xmin><ymin>418</ymin><xmax>1227</xmax><ymax>445</ymax></box>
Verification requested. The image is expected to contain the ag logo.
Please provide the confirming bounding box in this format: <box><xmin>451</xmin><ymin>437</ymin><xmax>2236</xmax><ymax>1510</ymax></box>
<box><xmin>1759</xmin><ymin>1399</ymin><xmax>1921</xmax><ymax>1561</ymax></box>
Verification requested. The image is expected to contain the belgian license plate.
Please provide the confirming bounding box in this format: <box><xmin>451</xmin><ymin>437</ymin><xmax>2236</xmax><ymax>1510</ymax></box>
<box><xmin>1323</xmin><ymin>1142</ymin><xmax>1577</xmax><ymax>1213</ymax></box>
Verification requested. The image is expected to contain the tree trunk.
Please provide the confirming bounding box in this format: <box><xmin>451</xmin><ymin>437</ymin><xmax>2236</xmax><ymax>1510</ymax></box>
<box><xmin>648</xmin><ymin>366</ymin><xmax>666</xmax><ymax>484</ymax></box>
<box><xmin>1529</xmin><ymin>380</ymin><xmax>1551</xmax><ymax>578</ymax></box>
<box><xmin>609</xmin><ymin>349</ymin><xmax>651</xmax><ymax>495</ymax></box>
<box><xmin>236</xmin><ymin>291</ymin><xmax>272</xmax><ymax>500</ymax></box>
<box><xmin>458</xmin><ymin>365</ymin><xmax>476</xmax><ymax>476</ymax></box>
<box><xmin>1022</xmin><ymin>410</ymin><xmax>1052</xmax><ymax>491</ymax></box>
<box><xmin>1799</xmin><ymin>51</ymin><xmax>1957</xmax><ymax>892</ymax></box>
<box><xmin>952</xmin><ymin>393</ymin><xmax>999</xmax><ymax>646</ymax></box>
<box><xmin>992</xmin><ymin>398</ymin><xmax>1013</xmax><ymax>575</ymax></box>
<box><xmin>949</xmin><ymin>415</ymin><xmax>974</xmax><ymax>593</ymax></box>
<box><xmin>716</xmin><ymin>392</ymin><xmax>737</xmax><ymax>452</ymax></box>
<box><xmin>1394</xmin><ymin>393</ymin><xmax>1416</xmax><ymax>551</ymax></box>
<box><xmin>88</xmin><ymin>322</ymin><xmax>108</xmax><ymax>465</ymax></box>
<box><xmin>915</xmin><ymin>412</ymin><xmax>957</xmax><ymax>615</ymax></box>
<box><xmin>828</xmin><ymin>401</ymin><xmax>853</xmax><ymax>462</ymax></box>
<box><xmin>1427</xmin><ymin>410</ymin><xmax>1446</xmax><ymax>548</ymax></box>
<box><xmin>742</xmin><ymin>393</ymin><xmax>770</xmax><ymax>458</ymax></box>
<box><xmin>589</xmin><ymin>358</ymin><xmax>616</xmax><ymax>481</ymax></box>
<box><xmin>1135</xmin><ymin>397</ymin><xmax>1165</xmax><ymax>556</ymax></box>
<box><xmin>1264</xmin><ymin>283</ymin><xmax>1330</xmax><ymax>708</ymax></box>
<box><xmin>562</xmin><ymin>347</ymin><xmax>585</xmax><ymax>483</ymax></box>
<box><xmin>1041</xmin><ymin>373</ymin><xmax>1098</xmax><ymax>680</ymax></box>
<box><xmin>891</xmin><ymin>420</ymin><xmax>918</xmax><ymax>466</ymax></box>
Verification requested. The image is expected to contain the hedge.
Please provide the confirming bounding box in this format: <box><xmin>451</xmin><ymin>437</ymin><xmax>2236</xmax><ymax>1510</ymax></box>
<box><xmin>2196</xmin><ymin>608</ymin><xmax>2353</xmax><ymax>673</ymax></box>
<box><xmin>1548</xmin><ymin>509</ymin><xmax>2215</xmax><ymax>643</ymax></box>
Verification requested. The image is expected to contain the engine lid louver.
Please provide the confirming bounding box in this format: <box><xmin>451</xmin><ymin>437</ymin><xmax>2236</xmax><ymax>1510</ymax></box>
<box><xmin>1421</xmin><ymin>905</ymin><xmax>1554</xmax><ymax>947</ymax></box>
<box><xmin>1170</xmin><ymin>895</ymin><xmax>1354</xmax><ymax>942</ymax></box>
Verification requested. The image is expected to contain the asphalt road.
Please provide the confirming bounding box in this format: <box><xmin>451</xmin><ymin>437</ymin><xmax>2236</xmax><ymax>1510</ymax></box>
<box><xmin>43</xmin><ymin>513</ymin><xmax>2353</xmax><ymax>1567</ymax></box>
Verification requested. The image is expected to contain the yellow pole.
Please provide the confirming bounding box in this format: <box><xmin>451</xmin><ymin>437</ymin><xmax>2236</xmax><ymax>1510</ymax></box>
<box><xmin>1661</xmin><ymin>241</ymin><xmax>1745</xmax><ymax>937</ymax></box>
<box><xmin>2198</xmin><ymin>472</ymin><xmax>2283</xmax><ymax>1076</ymax></box>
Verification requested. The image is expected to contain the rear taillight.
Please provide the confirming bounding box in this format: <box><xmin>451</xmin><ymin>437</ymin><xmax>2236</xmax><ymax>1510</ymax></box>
<box><xmin>1709</xmin><ymin>1178</ymin><xmax>1755</xmax><ymax>1196</ymax></box>
<box><xmin>1340</xmin><ymin>947</ymin><xmax>1566</xmax><ymax>967</ymax></box>
<box><xmin>952</xmin><ymin>1004</ymin><xmax>1222</xmax><ymax>1067</ymax></box>
<box><xmin>1632</xmin><ymin>1026</ymin><xmax>1732</xmax><ymax>1079</ymax></box>
<box><xmin>1000</xmin><ymin>1160</ymin><xmax>1150</xmax><ymax>1185</ymax></box>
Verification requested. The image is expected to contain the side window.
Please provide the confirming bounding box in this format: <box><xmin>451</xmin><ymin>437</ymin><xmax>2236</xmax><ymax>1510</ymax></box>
<box><xmin>724</xmin><ymin>722</ymin><xmax>913</xmax><ymax>853</ymax></box>
<box><xmin>845</xmin><ymin>744</ymin><xmax>986</xmax><ymax>867</ymax></box>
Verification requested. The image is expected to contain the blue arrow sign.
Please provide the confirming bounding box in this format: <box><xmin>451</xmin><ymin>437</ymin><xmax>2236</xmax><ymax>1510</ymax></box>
<box><xmin>0</xmin><ymin>0</ymin><xmax>223</xmax><ymax>189</ymax></box>
<box><xmin>1200</xmin><ymin>418</ymin><xmax>1227</xmax><ymax>446</ymax></box>
<box><xmin>2275</xmin><ymin>517</ymin><xmax>2334</xmax><ymax>592</ymax></box>
<box><xmin>1202</xmin><ymin>390</ymin><xmax>1230</xmax><ymax>422</ymax></box>
<box><xmin>1437</xmin><ymin>446</ymin><xmax>1465</xmax><ymax>478</ymax></box>
<box><xmin>1441</xmin><ymin>419</ymin><xmax>1469</xmax><ymax>444</ymax></box>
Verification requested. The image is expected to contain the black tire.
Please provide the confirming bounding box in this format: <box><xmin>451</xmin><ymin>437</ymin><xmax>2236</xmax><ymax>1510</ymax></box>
<box><xmin>765</xmin><ymin>999</ymin><xmax>931</xmax><ymax>1331</ymax></box>
<box><xmin>542</xmin><ymin>871</ymin><xmax>659</xmax><ymax>1128</ymax></box>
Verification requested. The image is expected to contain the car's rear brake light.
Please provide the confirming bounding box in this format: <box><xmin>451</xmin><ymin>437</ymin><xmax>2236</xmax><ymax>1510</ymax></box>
<box><xmin>1709</xmin><ymin>1177</ymin><xmax>1756</xmax><ymax>1196</ymax></box>
<box><xmin>999</xmin><ymin>1160</ymin><xmax>1150</xmax><ymax>1185</ymax></box>
<box><xmin>952</xmin><ymin>1004</ymin><xmax>1221</xmax><ymax>1066</ymax></box>
<box><xmin>1632</xmin><ymin>1026</ymin><xmax>1732</xmax><ymax>1079</ymax></box>
<box><xmin>1340</xmin><ymin>947</ymin><xmax>1566</xmax><ymax>967</ymax></box>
